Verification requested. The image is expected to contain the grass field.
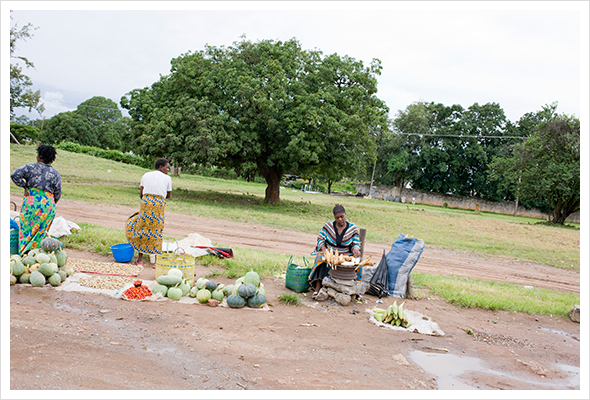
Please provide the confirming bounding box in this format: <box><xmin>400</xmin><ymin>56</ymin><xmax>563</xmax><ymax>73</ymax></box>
<box><xmin>9</xmin><ymin>144</ymin><xmax>581</xmax><ymax>317</ymax></box>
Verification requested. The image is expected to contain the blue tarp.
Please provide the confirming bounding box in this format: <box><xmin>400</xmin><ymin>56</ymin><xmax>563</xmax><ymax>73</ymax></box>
<box><xmin>386</xmin><ymin>233</ymin><xmax>425</xmax><ymax>298</ymax></box>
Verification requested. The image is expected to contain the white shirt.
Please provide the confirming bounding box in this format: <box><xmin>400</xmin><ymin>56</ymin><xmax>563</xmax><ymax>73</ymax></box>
<box><xmin>140</xmin><ymin>170</ymin><xmax>172</xmax><ymax>198</ymax></box>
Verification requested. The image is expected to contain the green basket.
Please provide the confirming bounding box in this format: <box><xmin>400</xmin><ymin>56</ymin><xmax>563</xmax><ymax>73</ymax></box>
<box><xmin>285</xmin><ymin>255</ymin><xmax>312</xmax><ymax>293</ymax></box>
<box><xmin>10</xmin><ymin>229</ymin><xmax>19</xmax><ymax>255</ymax></box>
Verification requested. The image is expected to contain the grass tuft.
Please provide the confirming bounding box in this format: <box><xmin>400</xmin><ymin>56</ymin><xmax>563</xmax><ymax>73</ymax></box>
<box><xmin>278</xmin><ymin>293</ymin><xmax>301</xmax><ymax>306</ymax></box>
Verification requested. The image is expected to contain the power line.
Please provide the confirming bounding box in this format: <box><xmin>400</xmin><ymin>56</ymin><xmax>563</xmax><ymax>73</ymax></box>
<box><xmin>395</xmin><ymin>132</ymin><xmax>527</xmax><ymax>140</ymax></box>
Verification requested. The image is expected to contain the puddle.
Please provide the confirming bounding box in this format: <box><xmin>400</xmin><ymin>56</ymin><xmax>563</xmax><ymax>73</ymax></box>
<box><xmin>409</xmin><ymin>350</ymin><xmax>579</xmax><ymax>390</ymax></box>
<box><xmin>538</xmin><ymin>327</ymin><xmax>579</xmax><ymax>341</ymax></box>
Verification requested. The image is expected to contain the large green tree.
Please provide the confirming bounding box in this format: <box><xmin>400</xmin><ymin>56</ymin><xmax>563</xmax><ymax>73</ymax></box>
<box><xmin>121</xmin><ymin>37</ymin><xmax>388</xmax><ymax>203</ymax></box>
<box><xmin>489</xmin><ymin>116</ymin><xmax>580</xmax><ymax>224</ymax></box>
<box><xmin>10</xmin><ymin>15</ymin><xmax>44</xmax><ymax>120</ymax></box>
<box><xmin>39</xmin><ymin>111</ymin><xmax>97</xmax><ymax>146</ymax></box>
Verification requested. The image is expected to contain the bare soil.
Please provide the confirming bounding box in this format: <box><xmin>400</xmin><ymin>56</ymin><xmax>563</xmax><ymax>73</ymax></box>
<box><xmin>8</xmin><ymin>195</ymin><xmax>582</xmax><ymax>391</ymax></box>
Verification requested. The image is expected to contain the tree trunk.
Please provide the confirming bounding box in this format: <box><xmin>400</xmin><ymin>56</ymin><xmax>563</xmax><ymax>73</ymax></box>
<box><xmin>259</xmin><ymin>164</ymin><xmax>283</xmax><ymax>204</ymax></box>
<box><xmin>328</xmin><ymin>180</ymin><xmax>332</xmax><ymax>194</ymax></box>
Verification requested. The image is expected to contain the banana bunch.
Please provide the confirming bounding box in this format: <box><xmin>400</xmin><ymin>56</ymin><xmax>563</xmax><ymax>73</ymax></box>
<box><xmin>372</xmin><ymin>301</ymin><xmax>412</xmax><ymax>328</ymax></box>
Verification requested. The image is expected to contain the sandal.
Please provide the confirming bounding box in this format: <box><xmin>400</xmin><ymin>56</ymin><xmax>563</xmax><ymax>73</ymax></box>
<box><xmin>134</xmin><ymin>260</ymin><xmax>143</xmax><ymax>267</ymax></box>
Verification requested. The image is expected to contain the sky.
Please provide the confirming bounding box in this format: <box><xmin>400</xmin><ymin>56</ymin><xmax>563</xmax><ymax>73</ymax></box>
<box><xmin>4</xmin><ymin>1</ymin><xmax>589</xmax><ymax>125</ymax></box>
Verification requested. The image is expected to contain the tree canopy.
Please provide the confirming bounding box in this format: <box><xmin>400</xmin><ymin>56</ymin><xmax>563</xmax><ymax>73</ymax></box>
<box><xmin>489</xmin><ymin>114</ymin><xmax>580</xmax><ymax>224</ymax></box>
<box><xmin>121</xmin><ymin>37</ymin><xmax>389</xmax><ymax>203</ymax></box>
<box><xmin>10</xmin><ymin>15</ymin><xmax>44</xmax><ymax>120</ymax></box>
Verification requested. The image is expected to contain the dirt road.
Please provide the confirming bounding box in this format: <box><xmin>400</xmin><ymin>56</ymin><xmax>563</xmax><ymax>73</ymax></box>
<box><xmin>12</xmin><ymin>194</ymin><xmax>579</xmax><ymax>294</ymax></box>
<box><xmin>8</xmin><ymin>195</ymin><xmax>582</xmax><ymax>392</ymax></box>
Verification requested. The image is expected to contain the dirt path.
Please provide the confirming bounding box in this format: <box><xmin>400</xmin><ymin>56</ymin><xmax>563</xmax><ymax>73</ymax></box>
<box><xmin>8</xmin><ymin>195</ymin><xmax>582</xmax><ymax>392</ymax></box>
<box><xmin>12</xmin><ymin>194</ymin><xmax>579</xmax><ymax>294</ymax></box>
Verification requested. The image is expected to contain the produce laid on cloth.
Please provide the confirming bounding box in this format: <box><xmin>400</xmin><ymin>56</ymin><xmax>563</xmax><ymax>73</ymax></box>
<box><xmin>154</xmin><ymin>267</ymin><xmax>194</xmax><ymax>301</ymax></box>
<box><xmin>225</xmin><ymin>270</ymin><xmax>267</xmax><ymax>309</ymax></box>
<box><xmin>372</xmin><ymin>301</ymin><xmax>412</xmax><ymax>327</ymax></box>
<box><xmin>67</xmin><ymin>258</ymin><xmax>142</xmax><ymax>276</ymax></box>
<box><xmin>367</xmin><ymin>303</ymin><xmax>445</xmax><ymax>336</ymax></box>
<box><xmin>78</xmin><ymin>275</ymin><xmax>137</xmax><ymax>290</ymax></box>
<box><xmin>9</xmin><ymin>239</ymin><xmax>71</xmax><ymax>288</ymax></box>
<box><xmin>122</xmin><ymin>280</ymin><xmax>152</xmax><ymax>300</ymax></box>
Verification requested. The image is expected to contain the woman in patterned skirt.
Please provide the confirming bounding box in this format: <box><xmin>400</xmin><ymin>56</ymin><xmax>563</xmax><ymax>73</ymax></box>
<box><xmin>11</xmin><ymin>144</ymin><xmax>62</xmax><ymax>255</ymax></box>
<box><xmin>309</xmin><ymin>204</ymin><xmax>361</xmax><ymax>298</ymax></box>
<box><xmin>126</xmin><ymin>158</ymin><xmax>172</xmax><ymax>266</ymax></box>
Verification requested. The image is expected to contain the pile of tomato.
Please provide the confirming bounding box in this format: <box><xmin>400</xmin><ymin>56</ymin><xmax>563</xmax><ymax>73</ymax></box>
<box><xmin>123</xmin><ymin>280</ymin><xmax>152</xmax><ymax>300</ymax></box>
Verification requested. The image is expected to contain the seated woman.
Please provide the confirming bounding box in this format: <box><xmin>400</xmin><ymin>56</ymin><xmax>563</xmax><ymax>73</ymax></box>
<box><xmin>309</xmin><ymin>204</ymin><xmax>361</xmax><ymax>299</ymax></box>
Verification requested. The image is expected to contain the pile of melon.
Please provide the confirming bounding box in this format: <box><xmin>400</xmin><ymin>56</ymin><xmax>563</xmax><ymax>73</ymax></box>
<box><xmin>224</xmin><ymin>271</ymin><xmax>267</xmax><ymax>309</ymax></box>
<box><xmin>152</xmin><ymin>269</ymin><xmax>266</xmax><ymax>308</ymax></box>
<box><xmin>10</xmin><ymin>237</ymin><xmax>71</xmax><ymax>287</ymax></box>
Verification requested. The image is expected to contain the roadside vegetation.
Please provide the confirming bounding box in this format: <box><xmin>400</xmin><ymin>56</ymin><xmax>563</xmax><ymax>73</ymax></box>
<box><xmin>10</xmin><ymin>144</ymin><xmax>580</xmax><ymax>317</ymax></box>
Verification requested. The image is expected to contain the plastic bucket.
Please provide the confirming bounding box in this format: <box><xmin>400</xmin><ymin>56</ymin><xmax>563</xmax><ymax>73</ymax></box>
<box><xmin>110</xmin><ymin>243</ymin><xmax>135</xmax><ymax>263</ymax></box>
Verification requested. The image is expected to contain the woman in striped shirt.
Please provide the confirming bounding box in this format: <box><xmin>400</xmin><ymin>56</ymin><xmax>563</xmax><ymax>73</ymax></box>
<box><xmin>309</xmin><ymin>204</ymin><xmax>361</xmax><ymax>299</ymax></box>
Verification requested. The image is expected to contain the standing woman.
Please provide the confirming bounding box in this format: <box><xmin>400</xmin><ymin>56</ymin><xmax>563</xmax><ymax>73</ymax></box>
<box><xmin>309</xmin><ymin>204</ymin><xmax>361</xmax><ymax>299</ymax></box>
<box><xmin>126</xmin><ymin>158</ymin><xmax>172</xmax><ymax>266</ymax></box>
<box><xmin>11</xmin><ymin>144</ymin><xmax>62</xmax><ymax>255</ymax></box>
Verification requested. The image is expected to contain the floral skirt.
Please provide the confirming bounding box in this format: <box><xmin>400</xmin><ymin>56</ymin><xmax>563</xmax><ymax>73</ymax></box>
<box><xmin>19</xmin><ymin>188</ymin><xmax>56</xmax><ymax>255</ymax></box>
<box><xmin>125</xmin><ymin>194</ymin><xmax>166</xmax><ymax>255</ymax></box>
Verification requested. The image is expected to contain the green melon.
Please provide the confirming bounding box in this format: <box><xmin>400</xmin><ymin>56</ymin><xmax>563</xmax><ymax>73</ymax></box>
<box><xmin>167</xmin><ymin>285</ymin><xmax>183</xmax><ymax>301</ymax></box>
<box><xmin>29</xmin><ymin>271</ymin><xmax>46</xmax><ymax>287</ymax></box>
<box><xmin>195</xmin><ymin>277</ymin><xmax>208</xmax><ymax>289</ymax></box>
<box><xmin>247</xmin><ymin>293</ymin><xmax>267</xmax><ymax>308</ymax></box>
<box><xmin>152</xmin><ymin>284</ymin><xmax>168</xmax><ymax>297</ymax></box>
<box><xmin>19</xmin><ymin>272</ymin><xmax>31</xmax><ymax>284</ymax></box>
<box><xmin>211</xmin><ymin>289</ymin><xmax>225</xmax><ymax>302</ymax></box>
<box><xmin>244</xmin><ymin>271</ymin><xmax>260</xmax><ymax>287</ymax></box>
<box><xmin>35</xmin><ymin>253</ymin><xmax>51</xmax><ymax>264</ymax></box>
<box><xmin>189</xmin><ymin>286</ymin><xmax>199</xmax><ymax>298</ymax></box>
<box><xmin>58</xmin><ymin>269</ymin><xmax>67</xmax><ymax>282</ymax></box>
<box><xmin>179</xmin><ymin>279</ymin><xmax>191</xmax><ymax>296</ymax></box>
<box><xmin>38</xmin><ymin>263</ymin><xmax>54</xmax><ymax>277</ymax></box>
<box><xmin>22</xmin><ymin>255</ymin><xmax>36</xmax><ymax>266</ymax></box>
<box><xmin>11</xmin><ymin>261</ymin><xmax>25</xmax><ymax>277</ymax></box>
<box><xmin>48</xmin><ymin>273</ymin><xmax>62</xmax><ymax>286</ymax></box>
<box><xmin>227</xmin><ymin>293</ymin><xmax>246</xmax><ymax>308</ymax></box>
<box><xmin>48</xmin><ymin>253</ymin><xmax>58</xmax><ymax>265</ymax></box>
<box><xmin>54</xmin><ymin>249</ymin><xmax>68</xmax><ymax>267</ymax></box>
<box><xmin>196</xmin><ymin>288</ymin><xmax>212</xmax><ymax>304</ymax></box>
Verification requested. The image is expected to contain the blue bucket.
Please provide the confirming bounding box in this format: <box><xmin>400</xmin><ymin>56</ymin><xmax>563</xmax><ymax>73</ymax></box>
<box><xmin>110</xmin><ymin>243</ymin><xmax>135</xmax><ymax>263</ymax></box>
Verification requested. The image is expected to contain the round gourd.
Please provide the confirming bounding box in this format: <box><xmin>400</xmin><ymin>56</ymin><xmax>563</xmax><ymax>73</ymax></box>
<box><xmin>168</xmin><ymin>268</ymin><xmax>184</xmax><ymax>278</ymax></box>
<box><xmin>48</xmin><ymin>253</ymin><xmax>58</xmax><ymax>265</ymax></box>
<box><xmin>28</xmin><ymin>248</ymin><xmax>41</xmax><ymax>258</ymax></box>
<box><xmin>11</xmin><ymin>261</ymin><xmax>25</xmax><ymax>277</ymax></box>
<box><xmin>40</xmin><ymin>237</ymin><xmax>61</xmax><ymax>252</ymax></box>
<box><xmin>10</xmin><ymin>254</ymin><xmax>22</xmax><ymax>263</ymax></box>
<box><xmin>179</xmin><ymin>279</ymin><xmax>191</xmax><ymax>296</ymax></box>
<box><xmin>29</xmin><ymin>263</ymin><xmax>40</xmax><ymax>273</ymax></box>
<box><xmin>216</xmin><ymin>283</ymin><xmax>225</xmax><ymax>291</ymax></box>
<box><xmin>156</xmin><ymin>274</ymin><xmax>182</xmax><ymax>286</ymax></box>
<box><xmin>227</xmin><ymin>293</ymin><xmax>246</xmax><ymax>308</ymax></box>
<box><xmin>49</xmin><ymin>262</ymin><xmax>59</xmax><ymax>273</ymax></box>
<box><xmin>222</xmin><ymin>285</ymin><xmax>235</xmax><ymax>297</ymax></box>
<box><xmin>19</xmin><ymin>272</ymin><xmax>31</xmax><ymax>284</ymax></box>
<box><xmin>29</xmin><ymin>271</ymin><xmax>46</xmax><ymax>287</ymax></box>
<box><xmin>189</xmin><ymin>286</ymin><xmax>199</xmax><ymax>298</ymax></box>
<box><xmin>211</xmin><ymin>289</ymin><xmax>224</xmax><ymax>302</ymax></box>
<box><xmin>237</xmin><ymin>282</ymin><xmax>257</xmax><ymax>299</ymax></box>
<box><xmin>54</xmin><ymin>249</ymin><xmax>68</xmax><ymax>267</ymax></box>
<box><xmin>257</xmin><ymin>286</ymin><xmax>266</xmax><ymax>296</ymax></box>
<box><xmin>234</xmin><ymin>277</ymin><xmax>245</xmax><ymax>286</ymax></box>
<box><xmin>48</xmin><ymin>273</ymin><xmax>62</xmax><ymax>286</ymax></box>
<box><xmin>38</xmin><ymin>263</ymin><xmax>54</xmax><ymax>277</ymax></box>
<box><xmin>152</xmin><ymin>284</ymin><xmax>168</xmax><ymax>297</ymax></box>
<box><xmin>247</xmin><ymin>293</ymin><xmax>267</xmax><ymax>308</ymax></box>
<box><xmin>11</xmin><ymin>275</ymin><xmax>17</xmax><ymax>285</ymax></box>
<box><xmin>63</xmin><ymin>266</ymin><xmax>75</xmax><ymax>277</ymax></box>
<box><xmin>244</xmin><ymin>271</ymin><xmax>260</xmax><ymax>287</ymax></box>
<box><xmin>35</xmin><ymin>253</ymin><xmax>51</xmax><ymax>264</ymax></box>
<box><xmin>196</xmin><ymin>277</ymin><xmax>208</xmax><ymax>290</ymax></box>
<box><xmin>58</xmin><ymin>270</ymin><xmax>67</xmax><ymax>282</ymax></box>
<box><xmin>196</xmin><ymin>288</ymin><xmax>212</xmax><ymax>304</ymax></box>
<box><xmin>22</xmin><ymin>255</ymin><xmax>36</xmax><ymax>266</ymax></box>
<box><xmin>205</xmin><ymin>280</ymin><xmax>217</xmax><ymax>291</ymax></box>
<box><xmin>167</xmin><ymin>285</ymin><xmax>183</xmax><ymax>301</ymax></box>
